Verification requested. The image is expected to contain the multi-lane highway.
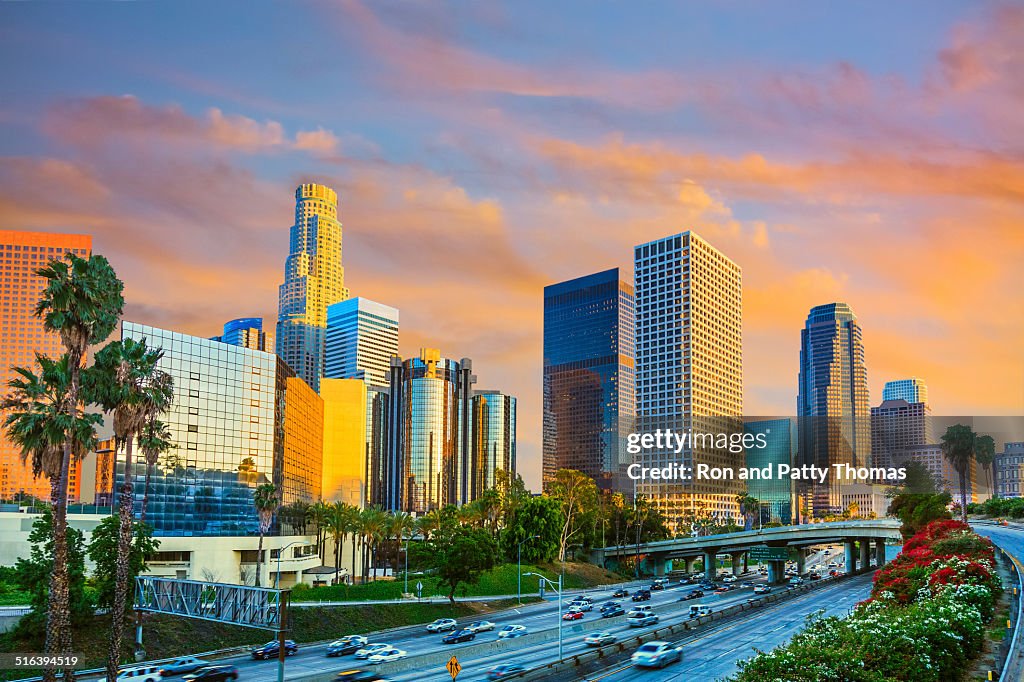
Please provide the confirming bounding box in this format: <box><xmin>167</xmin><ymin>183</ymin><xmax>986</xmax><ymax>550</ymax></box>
<box><xmin>973</xmin><ymin>522</ymin><xmax>1024</xmax><ymax>680</ymax></box>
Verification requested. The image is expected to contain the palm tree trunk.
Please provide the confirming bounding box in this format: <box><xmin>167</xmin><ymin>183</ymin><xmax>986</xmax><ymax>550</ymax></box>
<box><xmin>45</xmin><ymin>476</ymin><xmax>70</xmax><ymax>682</ymax></box>
<box><xmin>139</xmin><ymin>463</ymin><xmax>153</xmax><ymax>526</ymax></box>
<box><xmin>106</xmin><ymin>436</ymin><xmax>136</xmax><ymax>682</ymax></box>
<box><xmin>960</xmin><ymin>468</ymin><xmax>968</xmax><ymax>523</ymax></box>
<box><xmin>350</xmin><ymin>532</ymin><xmax>356</xmax><ymax>585</ymax></box>
<box><xmin>255</xmin><ymin>530</ymin><xmax>264</xmax><ymax>588</ymax></box>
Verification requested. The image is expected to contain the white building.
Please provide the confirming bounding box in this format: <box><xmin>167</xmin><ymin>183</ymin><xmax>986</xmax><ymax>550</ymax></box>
<box><xmin>325</xmin><ymin>297</ymin><xmax>400</xmax><ymax>386</ymax></box>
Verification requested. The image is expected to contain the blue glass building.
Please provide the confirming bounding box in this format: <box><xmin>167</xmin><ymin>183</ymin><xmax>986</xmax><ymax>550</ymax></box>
<box><xmin>211</xmin><ymin>317</ymin><xmax>267</xmax><ymax>351</ymax></box>
<box><xmin>542</xmin><ymin>269</ymin><xmax>635</xmax><ymax>496</ymax></box>
<box><xmin>744</xmin><ymin>418</ymin><xmax>795</xmax><ymax>525</ymax></box>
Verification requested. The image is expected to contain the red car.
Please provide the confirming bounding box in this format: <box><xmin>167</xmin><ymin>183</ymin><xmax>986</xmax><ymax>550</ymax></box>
<box><xmin>562</xmin><ymin>609</ymin><xmax>584</xmax><ymax>621</ymax></box>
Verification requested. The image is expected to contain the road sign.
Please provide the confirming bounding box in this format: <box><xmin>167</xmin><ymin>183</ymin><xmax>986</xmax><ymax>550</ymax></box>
<box><xmin>447</xmin><ymin>655</ymin><xmax>461</xmax><ymax>680</ymax></box>
<box><xmin>416</xmin><ymin>581</ymin><xmax>423</xmax><ymax>599</ymax></box>
<box><xmin>749</xmin><ymin>545</ymin><xmax>788</xmax><ymax>561</ymax></box>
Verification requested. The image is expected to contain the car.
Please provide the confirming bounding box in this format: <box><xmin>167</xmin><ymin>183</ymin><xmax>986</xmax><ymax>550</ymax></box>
<box><xmin>327</xmin><ymin>635</ymin><xmax>369</xmax><ymax>656</ymax></box>
<box><xmin>741</xmin><ymin>581</ymin><xmax>755</xmax><ymax>588</ymax></box>
<box><xmin>486</xmin><ymin>664</ymin><xmax>527</xmax><ymax>680</ymax></box>
<box><xmin>426</xmin><ymin>618</ymin><xmax>457</xmax><ymax>633</ymax></box>
<box><xmin>679</xmin><ymin>590</ymin><xmax>704</xmax><ymax>601</ymax></box>
<box><xmin>251</xmin><ymin>639</ymin><xmax>298</xmax><ymax>659</ymax></box>
<box><xmin>722</xmin><ymin>575</ymin><xmax>737</xmax><ymax>584</ymax></box>
<box><xmin>828</xmin><ymin>562</ymin><xmax>839</xmax><ymax>568</ymax></box>
<box><xmin>335</xmin><ymin>671</ymin><xmax>391</xmax><ymax>682</ymax></box>
<box><xmin>442</xmin><ymin>629</ymin><xmax>477</xmax><ymax>644</ymax></box>
<box><xmin>714</xmin><ymin>587</ymin><xmax>729</xmax><ymax>595</ymax></box>
<box><xmin>649</xmin><ymin>581</ymin><xmax>665</xmax><ymax>591</ymax></box>
<box><xmin>182</xmin><ymin>666</ymin><xmax>239</xmax><ymax>682</ymax></box>
<box><xmin>631</xmin><ymin>590</ymin><xmax>651</xmax><ymax>602</ymax></box>
<box><xmin>627</xmin><ymin>610</ymin><xmax>658</xmax><ymax>627</ymax></box>
<box><xmin>612</xmin><ymin>587</ymin><xmax>630</xmax><ymax>598</ymax></box>
<box><xmin>563</xmin><ymin>609</ymin><xmax>585</xmax><ymax>621</ymax></box>
<box><xmin>688</xmin><ymin>604</ymin><xmax>713</xmax><ymax>618</ymax></box>
<box><xmin>161</xmin><ymin>657</ymin><xmax>210</xmax><ymax>676</ymax></box>
<box><xmin>808</xmin><ymin>572</ymin><xmax>822</xmax><ymax>580</ymax></box>
<box><xmin>789</xmin><ymin>576</ymin><xmax>804</xmax><ymax>586</ymax></box>
<box><xmin>601</xmin><ymin>603</ymin><xmax>625</xmax><ymax>618</ymax></box>
<box><xmin>699</xmin><ymin>581</ymin><xmax>716</xmax><ymax>590</ymax></box>
<box><xmin>824</xmin><ymin>549</ymin><xmax>831</xmax><ymax>556</ymax></box>
<box><xmin>753</xmin><ymin>585</ymin><xmax>772</xmax><ymax>594</ymax></box>
<box><xmin>631</xmin><ymin>641</ymin><xmax>683</xmax><ymax>668</ymax></box>
<box><xmin>497</xmin><ymin>624</ymin><xmax>528</xmax><ymax>638</ymax></box>
<box><xmin>466</xmin><ymin>620</ymin><xmax>496</xmax><ymax>633</ymax></box>
<box><xmin>584</xmin><ymin>631</ymin><xmax>617</xmax><ymax>646</ymax></box>
<box><xmin>115</xmin><ymin>666</ymin><xmax>163</xmax><ymax>682</ymax></box>
<box><xmin>568</xmin><ymin>599</ymin><xmax>593</xmax><ymax>612</ymax></box>
<box><xmin>354</xmin><ymin>643</ymin><xmax>392</xmax><ymax>660</ymax></box>
<box><xmin>368</xmin><ymin>648</ymin><xmax>407</xmax><ymax>665</ymax></box>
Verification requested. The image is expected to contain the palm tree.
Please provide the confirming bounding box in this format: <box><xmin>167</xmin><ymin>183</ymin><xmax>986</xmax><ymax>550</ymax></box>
<box><xmin>416</xmin><ymin>509</ymin><xmax>440</xmax><ymax>542</ymax></box>
<box><xmin>327</xmin><ymin>502</ymin><xmax>354</xmax><ymax>584</ymax></box>
<box><xmin>92</xmin><ymin>338</ymin><xmax>172</xmax><ymax>679</ymax></box>
<box><xmin>734</xmin><ymin>492</ymin><xmax>760</xmax><ymax>531</ymax></box>
<box><xmin>975</xmin><ymin>435</ymin><xmax>996</xmax><ymax>497</ymax></box>
<box><xmin>1</xmin><ymin>355</ymin><xmax>102</xmax><ymax>680</ymax></box>
<box><xmin>31</xmin><ymin>251</ymin><xmax>122</xmax><ymax>681</ymax></box>
<box><xmin>941</xmin><ymin>424</ymin><xmax>977</xmax><ymax>523</ymax></box>
<box><xmin>388</xmin><ymin>511</ymin><xmax>415</xmax><ymax>576</ymax></box>
<box><xmin>309</xmin><ymin>500</ymin><xmax>330</xmax><ymax>563</ymax></box>
<box><xmin>359</xmin><ymin>507</ymin><xmax>388</xmax><ymax>582</ymax></box>
<box><xmin>137</xmin><ymin>419</ymin><xmax>172</xmax><ymax>526</ymax></box>
<box><xmin>253</xmin><ymin>483</ymin><xmax>279</xmax><ymax>587</ymax></box>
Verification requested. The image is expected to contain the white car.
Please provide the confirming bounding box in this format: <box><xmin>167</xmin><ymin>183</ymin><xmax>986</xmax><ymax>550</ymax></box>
<box><xmin>498</xmin><ymin>624</ymin><xmax>528</xmax><ymax>638</ymax></box>
<box><xmin>753</xmin><ymin>585</ymin><xmax>772</xmax><ymax>595</ymax></box>
<box><xmin>368</xmin><ymin>647</ymin><xmax>407</xmax><ymax>665</ymax></box>
<box><xmin>466</xmin><ymin>620</ymin><xmax>496</xmax><ymax>633</ymax></box>
<box><xmin>354</xmin><ymin>643</ymin><xmax>392</xmax><ymax>660</ymax></box>
<box><xmin>568</xmin><ymin>599</ymin><xmax>593</xmax><ymax>612</ymax></box>
<box><xmin>627</xmin><ymin>611</ymin><xmax>659</xmax><ymax>627</ymax></box>
<box><xmin>114</xmin><ymin>667</ymin><xmax>163</xmax><ymax>682</ymax></box>
<box><xmin>426</xmin><ymin>618</ymin><xmax>457</xmax><ymax>633</ymax></box>
<box><xmin>722</xmin><ymin>575</ymin><xmax>737</xmax><ymax>584</ymax></box>
<box><xmin>631</xmin><ymin>641</ymin><xmax>683</xmax><ymax>668</ymax></box>
<box><xmin>584</xmin><ymin>631</ymin><xmax>617</xmax><ymax>646</ymax></box>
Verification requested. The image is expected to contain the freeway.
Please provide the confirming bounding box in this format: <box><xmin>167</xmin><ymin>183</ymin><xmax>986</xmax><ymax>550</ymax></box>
<box><xmin>972</xmin><ymin>522</ymin><xmax>1024</xmax><ymax>680</ymax></box>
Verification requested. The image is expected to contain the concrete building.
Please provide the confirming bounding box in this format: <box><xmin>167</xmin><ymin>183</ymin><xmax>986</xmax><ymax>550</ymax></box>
<box><xmin>324</xmin><ymin>297</ymin><xmax>399</xmax><ymax>386</ymax></box>
<box><xmin>871</xmin><ymin>399</ymin><xmax>931</xmax><ymax>469</ymax></box>
<box><xmin>797</xmin><ymin>303</ymin><xmax>871</xmax><ymax>517</ymax></box>
<box><xmin>542</xmin><ymin>269</ymin><xmax>635</xmax><ymax>497</ymax></box>
<box><xmin>634</xmin><ymin>232</ymin><xmax>744</xmax><ymax>528</ymax></box>
<box><xmin>839</xmin><ymin>483</ymin><xmax>890</xmax><ymax>518</ymax></box>
<box><xmin>994</xmin><ymin>442</ymin><xmax>1024</xmax><ymax>498</ymax></box>
<box><xmin>276</xmin><ymin>183</ymin><xmax>349</xmax><ymax>392</ymax></box>
<box><xmin>0</xmin><ymin>231</ymin><xmax>92</xmax><ymax>502</ymax></box>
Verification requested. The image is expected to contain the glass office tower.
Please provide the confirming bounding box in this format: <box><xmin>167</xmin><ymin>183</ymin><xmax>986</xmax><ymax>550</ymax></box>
<box><xmin>471</xmin><ymin>390</ymin><xmax>517</xmax><ymax>497</ymax></box>
<box><xmin>212</xmin><ymin>317</ymin><xmax>268</xmax><ymax>351</ymax></box>
<box><xmin>324</xmin><ymin>297</ymin><xmax>399</xmax><ymax>386</ymax></box>
<box><xmin>542</xmin><ymin>269</ymin><xmax>635</xmax><ymax>496</ymax></box>
<box><xmin>276</xmin><ymin>183</ymin><xmax>349</xmax><ymax>392</ymax></box>
<box><xmin>882</xmin><ymin>378</ymin><xmax>928</xmax><ymax>405</ymax></box>
<box><xmin>797</xmin><ymin>303</ymin><xmax>871</xmax><ymax>516</ymax></box>
<box><xmin>744</xmin><ymin>419</ymin><xmax>794</xmax><ymax>525</ymax></box>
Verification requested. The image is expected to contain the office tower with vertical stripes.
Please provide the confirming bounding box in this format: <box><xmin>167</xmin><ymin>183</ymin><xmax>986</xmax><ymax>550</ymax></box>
<box><xmin>324</xmin><ymin>297</ymin><xmax>399</xmax><ymax>386</ymax></box>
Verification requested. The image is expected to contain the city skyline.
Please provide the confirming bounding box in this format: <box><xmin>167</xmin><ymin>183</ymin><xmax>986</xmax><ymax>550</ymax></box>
<box><xmin>2</xmin><ymin>2</ymin><xmax>1023</xmax><ymax>492</ymax></box>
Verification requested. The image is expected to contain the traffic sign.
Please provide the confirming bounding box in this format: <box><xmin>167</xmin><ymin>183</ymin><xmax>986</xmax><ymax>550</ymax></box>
<box><xmin>447</xmin><ymin>655</ymin><xmax>461</xmax><ymax>680</ymax></box>
<box><xmin>416</xmin><ymin>581</ymin><xmax>423</xmax><ymax>599</ymax></box>
<box><xmin>749</xmin><ymin>545</ymin><xmax>788</xmax><ymax>561</ymax></box>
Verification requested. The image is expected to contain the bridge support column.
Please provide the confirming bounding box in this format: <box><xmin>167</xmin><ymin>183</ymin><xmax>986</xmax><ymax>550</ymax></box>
<box><xmin>859</xmin><ymin>538</ymin><xmax>871</xmax><ymax>574</ymax></box>
<box><xmin>653</xmin><ymin>556</ymin><xmax>668</xmax><ymax>577</ymax></box>
<box><xmin>685</xmin><ymin>556</ymin><xmax>699</xmax><ymax>574</ymax></box>
<box><xmin>704</xmin><ymin>551</ymin><xmax>716</xmax><ymax>582</ymax></box>
<box><xmin>731</xmin><ymin>552</ymin><xmax>744</xmax><ymax>577</ymax></box>
<box><xmin>845</xmin><ymin>541</ymin><xmax>857</xmax><ymax>574</ymax></box>
<box><xmin>796</xmin><ymin>548</ymin><xmax>806</xmax><ymax>575</ymax></box>
<box><xmin>875</xmin><ymin>539</ymin><xmax>886</xmax><ymax>568</ymax></box>
<box><xmin>768</xmin><ymin>559</ymin><xmax>786</xmax><ymax>584</ymax></box>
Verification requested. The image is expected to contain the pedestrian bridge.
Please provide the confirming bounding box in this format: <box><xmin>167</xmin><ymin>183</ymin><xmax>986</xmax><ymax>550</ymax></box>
<box><xmin>593</xmin><ymin>519</ymin><xmax>904</xmax><ymax>584</ymax></box>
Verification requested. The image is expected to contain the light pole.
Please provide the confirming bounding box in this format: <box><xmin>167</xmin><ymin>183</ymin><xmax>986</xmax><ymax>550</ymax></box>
<box><xmin>524</xmin><ymin>571</ymin><xmax>563</xmax><ymax>661</ymax></box>
<box><xmin>403</xmin><ymin>533</ymin><xmax>412</xmax><ymax>596</ymax></box>
<box><xmin>275</xmin><ymin>540</ymin><xmax>308</xmax><ymax>589</ymax></box>
<box><xmin>517</xmin><ymin>535</ymin><xmax>539</xmax><ymax>604</ymax></box>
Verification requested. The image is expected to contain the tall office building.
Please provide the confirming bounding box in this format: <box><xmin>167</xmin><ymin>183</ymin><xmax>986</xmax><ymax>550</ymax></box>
<box><xmin>320</xmin><ymin>378</ymin><xmax>368</xmax><ymax>507</ymax></box>
<box><xmin>542</xmin><ymin>269</ymin><xmax>635</xmax><ymax>496</ymax></box>
<box><xmin>882</xmin><ymin>378</ymin><xmax>928</xmax><ymax>405</ymax></box>
<box><xmin>797</xmin><ymin>303</ymin><xmax>871</xmax><ymax>516</ymax></box>
<box><xmin>0</xmin><ymin>231</ymin><xmax>92</xmax><ymax>502</ymax></box>
<box><xmin>276</xmin><ymin>183</ymin><xmax>349</xmax><ymax>392</ymax></box>
<box><xmin>116</xmin><ymin>322</ymin><xmax>321</xmax><ymax>536</ymax></box>
<box><xmin>212</xmin><ymin>317</ymin><xmax>269</xmax><ymax>352</ymax></box>
<box><xmin>364</xmin><ymin>385</ymin><xmax>391</xmax><ymax>508</ymax></box>
<box><xmin>634</xmin><ymin>232</ymin><xmax>743</xmax><ymax>527</ymax></box>
<box><xmin>471</xmin><ymin>390</ymin><xmax>517</xmax><ymax>497</ymax></box>
<box><xmin>324</xmin><ymin>298</ymin><xmax>399</xmax><ymax>386</ymax></box>
<box><xmin>870</xmin><ymin>399</ymin><xmax>930</xmax><ymax>469</ymax></box>
<box><xmin>743</xmin><ymin>419</ymin><xmax>795</xmax><ymax>525</ymax></box>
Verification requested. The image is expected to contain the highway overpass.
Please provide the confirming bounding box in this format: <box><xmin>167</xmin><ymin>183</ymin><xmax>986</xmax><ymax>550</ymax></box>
<box><xmin>593</xmin><ymin>519</ymin><xmax>903</xmax><ymax>583</ymax></box>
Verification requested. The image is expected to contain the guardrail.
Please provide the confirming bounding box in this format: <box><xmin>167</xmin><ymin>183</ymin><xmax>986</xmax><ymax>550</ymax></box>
<box><xmin>1000</xmin><ymin>551</ymin><xmax>1024</xmax><ymax>682</ymax></box>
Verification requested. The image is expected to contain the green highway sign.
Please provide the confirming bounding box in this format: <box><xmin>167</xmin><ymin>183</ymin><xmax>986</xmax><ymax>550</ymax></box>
<box><xmin>748</xmin><ymin>545</ymin><xmax>788</xmax><ymax>561</ymax></box>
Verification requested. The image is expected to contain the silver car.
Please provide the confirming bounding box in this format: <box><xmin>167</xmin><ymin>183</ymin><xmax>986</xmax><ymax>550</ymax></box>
<box><xmin>631</xmin><ymin>641</ymin><xmax>683</xmax><ymax>668</ymax></box>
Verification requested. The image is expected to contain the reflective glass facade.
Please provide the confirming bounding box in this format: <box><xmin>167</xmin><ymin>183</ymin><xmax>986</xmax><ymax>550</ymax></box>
<box><xmin>797</xmin><ymin>303</ymin><xmax>871</xmax><ymax>515</ymax></box>
<box><xmin>365</xmin><ymin>385</ymin><xmax>390</xmax><ymax>508</ymax></box>
<box><xmin>280</xmin><ymin>375</ymin><xmax>324</xmax><ymax>505</ymax></box>
<box><xmin>276</xmin><ymin>183</ymin><xmax>349</xmax><ymax>392</ymax></box>
<box><xmin>542</xmin><ymin>269</ymin><xmax>635</xmax><ymax>496</ymax></box>
<box><xmin>744</xmin><ymin>419</ymin><xmax>794</xmax><ymax>524</ymax></box>
<box><xmin>321</xmin><ymin>378</ymin><xmax>367</xmax><ymax>506</ymax></box>
<box><xmin>212</xmin><ymin>317</ymin><xmax>268</xmax><ymax>352</ymax></box>
<box><xmin>882</xmin><ymin>378</ymin><xmax>928</xmax><ymax>405</ymax></box>
<box><xmin>471</xmin><ymin>391</ymin><xmax>516</xmax><ymax>495</ymax></box>
<box><xmin>324</xmin><ymin>297</ymin><xmax>399</xmax><ymax>386</ymax></box>
<box><xmin>0</xmin><ymin>231</ymin><xmax>91</xmax><ymax>501</ymax></box>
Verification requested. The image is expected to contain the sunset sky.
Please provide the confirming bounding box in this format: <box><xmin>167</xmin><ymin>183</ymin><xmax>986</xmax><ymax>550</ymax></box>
<box><xmin>1</xmin><ymin>1</ymin><xmax>1022</xmax><ymax>490</ymax></box>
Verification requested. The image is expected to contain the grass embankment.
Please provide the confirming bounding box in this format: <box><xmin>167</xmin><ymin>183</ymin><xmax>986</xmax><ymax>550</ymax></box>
<box><xmin>0</xmin><ymin>599</ymin><xmax>525</xmax><ymax>680</ymax></box>
<box><xmin>292</xmin><ymin>561</ymin><xmax>625</xmax><ymax>602</ymax></box>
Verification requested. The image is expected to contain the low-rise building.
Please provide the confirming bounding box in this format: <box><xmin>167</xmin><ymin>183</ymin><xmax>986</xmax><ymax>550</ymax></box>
<box><xmin>995</xmin><ymin>443</ymin><xmax>1024</xmax><ymax>499</ymax></box>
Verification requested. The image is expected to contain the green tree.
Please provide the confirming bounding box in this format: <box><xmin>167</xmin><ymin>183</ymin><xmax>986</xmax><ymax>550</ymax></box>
<box><xmin>12</xmin><ymin>509</ymin><xmax>92</xmax><ymax>638</ymax></box>
<box><xmin>735</xmin><ymin>491</ymin><xmax>761</xmax><ymax>530</ymax></box>
<box><xmin>887</xmin><ymin>460</ymin><xmax>943</xmax><ymax>496</ymax></box>
<box><xmin>887</xmin><ymin>491</ymin><xmax>953</xmax><ymax>538</ymax></box>
<box><xmin>137</xmin><ymin>419</ymin><xmax>173</xmax><ymax>525</ymax></box>
<box><xmin>425</xmin><ymin>514</ymin><xmax>498</xmax><ymax>603</ymax></box>
<box><xmin>548</xmin><ymin>468</ymin><xmax>599</xmax><ymax>561</ymax></box>
<box><xmin>974</xmin><ymin>434</ymin><xmax>996</xmax><ymax>498</ymax></box>
<box><xmin>941</xmin><ymin>424</ymin><xmax>977</xmax><ymax>523</ymax></box>
<box><xmin>91</xmin><ymin>337</ymin><xmax>173</xmax><ymax>680</ymax></box>
<box><xmin>308</xmin><ymin>500</ymin><xmax>330</xmax><ymax>563</ymax></box>
<box><xmin>87</xmin><ymin>516</ymin><xmax>159</xmax><ymax>612</ymax></box>
<box><xmin>500</xmin><ymin>495</ymin><xmax>563</xmax><ymax>563</ymax></box>
<box><xmin>252</xmin><ymin>483</ymin><xmax>279</xmax><ymax>587</ymax></box>
<box><xmin>387</xmin><ymin>511</ymin><xmax>415</xmax><ymax>576</ymax></box>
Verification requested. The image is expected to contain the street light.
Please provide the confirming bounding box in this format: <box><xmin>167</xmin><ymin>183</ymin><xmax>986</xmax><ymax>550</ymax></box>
<box><xmin>403</xmin><ymin>532</ymin><xmax>413</xmax><ymax>596</ymax></box>
<box><xmin>274</xmin><ymin>540</ymin><xmax>309</xmax><ymax>590</ymax></box>
<box><xmin>517</xmin><ymin>535</ymin><xmax>539</xmax><ymax>604</ymax></box>
<box><xmin>524</xmin><ymin>571</ymin><xmax>562</xmax><ymax>661</ymax></box>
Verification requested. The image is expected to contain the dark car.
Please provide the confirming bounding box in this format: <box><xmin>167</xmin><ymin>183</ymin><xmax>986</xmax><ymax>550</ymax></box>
<box><xmin>612</xmin><ymin>588</ymin><xmax>630</xmax><ymax>598</ymax></box>
<box><xmin>442</xmin><ymin>629</ymin><xmax>477</xmax><ymax>644</ymax></box>
<box><xmin>252</xmin><ymin>639</ymin><xmax>298</xmax><ymax>659</ymax></box>
<box><xmin>631</xmin><ymin>590</ymin><xmax>651</xmax><ymax>602</ymax></box>
<box><xmin>327</xmin><ymin>635</ymin><xmax>368</xmax><ymax>656</ymax></box>
<box><xmin>486</xmin><ymin>664</ymin><xmax>526</xmax><ymax>680</ymax></box>
<box><xmin>182</xmin><ymin>666</ymin><xmax>238</xmax><ymax>682</ymax></box>
<box><xmin>679</xmin><ymin>590</ymin><xmax>704</xmax><ymax>601</ymax></box>
<box><xmin>601</xmin><ymin>603</ymin><xmax>625</xmax><ymax>618</ymax></box>
<box><xmin>336</xmin><ymin>671</ymin><xmax>391</xmax><ymax>682</ymax></box>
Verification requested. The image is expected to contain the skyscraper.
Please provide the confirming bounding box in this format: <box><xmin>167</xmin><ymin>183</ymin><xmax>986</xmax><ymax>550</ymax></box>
<box><xmin>0</xmin><ymin>231</ymin><xmax>92</xmax><ymax>502</ymax></box>
<box><xmin>634</xmin><ymin>232</ymin><xmax>743</xmax><ymax>527</ymax></box>
<box><xmin>321</xmin><ymin>378</ymin><xmax>368</xmax><ymax>507</ymax></box>
<box><xmin>212</xmin><ymin>317</ymin><xmax>269</xmax><ymax>351</ymax></box>
<box><xmin>471</xmin><ymin>390</ymin><xmax>517</xmax><ymax>498</ymax></box>
<box><xmin>870</xmin><ymin>398</ymin><xmax>930</xmax><ymax>469</ymax></box>
<box><xmin>542</xmin><ymin>269</ymin><xmax>635</xmax><ymax>496</ymax></box>
<box><xmin>744</xmin><ymin>419</ymin><xmax>795</xmax><ymax>525</ymax></box>
<box><xmin>276</xmin><ymin>183</ymin><xmax>349</xmax><ymax>392</ymax></box>
<box><xmin>324</xmin><ymin>297</ymin><xmax>399</xmax><ymax>386</ymax></box>
<box><xmin>882</xmin><ymin>378</ymin><xmax>928</xmax><ymax>405</ymax></box>
<box><xmin>797</xmin><ymin>303</ymin><xmax>871</xmax><ymax>516</ymax></box>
